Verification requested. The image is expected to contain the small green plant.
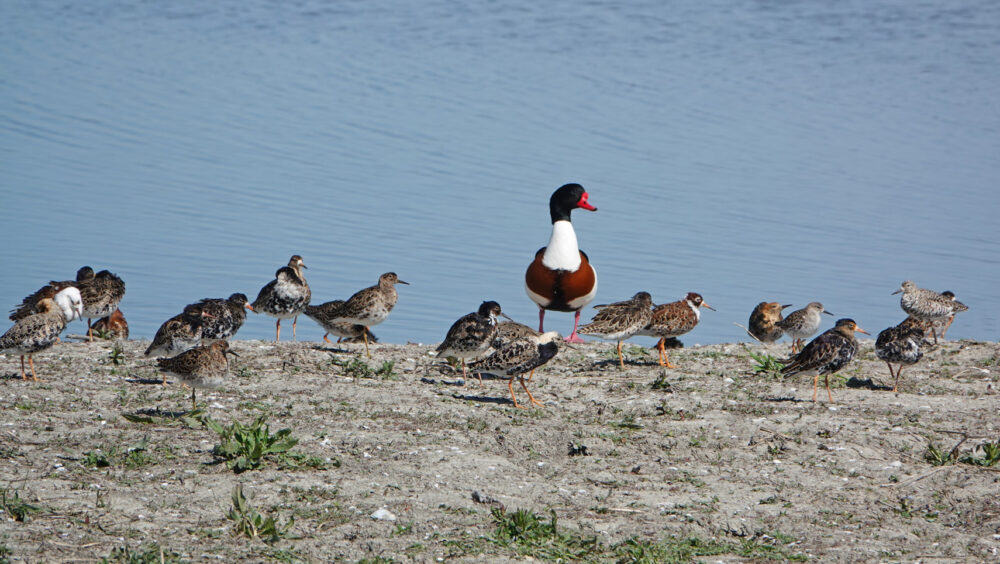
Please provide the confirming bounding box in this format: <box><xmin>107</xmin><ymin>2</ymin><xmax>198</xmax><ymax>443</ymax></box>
<box><xmin>205</xmin><ymin>415</ymin><xmax>299</xmax><ymax>473</ymax></box>
<box><xmin>490</xmin><ymin>507</ymin><xmax>600</xmax><ymax>560</ymax></box>
<box><xmin>336</xmin><ymin>358</ymin><xmax>397</xmax><ymax>380</ymax></box>
<box><xmin>1</xmin><ymin>488</ymin><xmax>41</xmax><ymax>522</ymax></box>
<box><xmin>100</xmin><ymin>543</ymin><xmax>183</xmax><ymax>563</ymax></box>
<box><xmin>745</xmin><ymin>346</ymin><xmax>785</xmax><ymax>376</ymax></box>
<box><xmin>107</xmin><ymin>343</ymin><xmax>125</xmax><ymax>366</ymax></box>
<box><xmin>82</xmin><ymin>437</ymin><xmax>152</xmax><ymax>469</ymax></box>
<box><xmin>924</xmin><ymin>442</ymin><xmax>956</xmax><ymax>466</ymax></box>
<box><xmin>650</xmin><ymin>373</ymin><xmax>673</xmax><ymax>391</ymax></box>
<box><xmin>227</xmin><ymin>485</ymin><xmax>294</xmax><ymax>543</ymax></box>
<box><xmin>959</xmin><ymin>440</ymin><xmax>1000</xmax><ymax>467</ymax></box>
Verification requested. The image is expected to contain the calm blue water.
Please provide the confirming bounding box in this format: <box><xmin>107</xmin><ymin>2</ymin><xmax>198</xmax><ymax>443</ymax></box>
<box><xmin>2</xmin><ymin>0</ymin><xmax>998</xmax><ymax>346</ymax></box>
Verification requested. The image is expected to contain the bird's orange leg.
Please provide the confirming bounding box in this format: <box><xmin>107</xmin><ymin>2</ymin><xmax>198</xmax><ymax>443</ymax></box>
<box><xmin>162</xmin><ymin>372</ymin><xmax>168</xmax><ymax>386</ymax></box>
<box><xmin>275</xmin><ymin>320</ymin><xmax>281</xmax><ymax>342</ymax></box>
<box><xmin>28</xmin><ymin>357</ymin><xmax>39</xmax><ymax>382</ymax></box>
<box><xmin>660</xmin><ymin>339</ymin><xmax>677</xmax><ymax>369</ymax></box>
<box><xmin>825</xmin><ymin>375</ymin><xmax>834</xmax><ymax>403</ymax></box>
<box><xmin>893</xmin><ymin>365</ymin><xmax>903</xmax><ymax>393</ymax></box>
<box><xmin>87</xmin><ymin>319</ymin><xmax>94</xmax><ymax>342</ymax></box>
<box><xmin>323</xmin><ymin>333</ymin><xmax>331</xmax><ymax>345</ymax></box>
<box><xmin>617</xmin><ymin>340</ymin><xmax>624</xmax><ymax>370</ymax></box>
<box><xmin>292</xmin><ymin>316</ymin><xmax>298</xmax><ymax>340</ymax></box>
<box><xmin>519</xmin><ymin>376</ymin><xmax>545</xmax><ymax>408</ymax></box>
<box><xmin>363</xmin><ymin>329</ymin><xmax>371</xmax><ymax>358</ymax></box>
<box><xmin>508</xmin><ymin>377</ymin><xmax>524</xmax><ymax>409</ymax></box>
<box><xmin>526</xmin><ymin>368</ymin><xmax>535</xmax><ymax>383</ymax></box>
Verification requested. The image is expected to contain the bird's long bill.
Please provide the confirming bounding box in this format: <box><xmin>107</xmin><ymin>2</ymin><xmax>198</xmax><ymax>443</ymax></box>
<box><xmin>891</xmin><ymin>289</ymin><xmax>902</xmax><ymax>295</ymax></box>
<box><xmin>702</xmin><ymin>303</ymin><xmax>716</xmax><ymax>311</ymax></box>
<box><xmin>227</xmin><ymin>349</ymin><xmax>240</xmax><ymax>357</ymax></box>
<box><xmin>854</xmin><ymin>326</ymin><xmax>870</xmax><ymax>335</ymax></box>
<box><xmin>822</xmin><ymin>310</ymin><xmax>834</xmax><ymax>316</ymax></box>
<box><xmin>398</xmin><ymin>280</ymin><xmax>410</xmax><ymax>285</ymax></box>
<box><xmin>577</xmin><ymin>192</ymin><xmax>597</xmax><ymax>211</ymax></box>
<box><xmin>781</xmin><ymin>304</ymin><xmax>793</xmax><ymax>309</ymax></box>
<box><xmin>244</xmin><ymin>303</ymin><xmax>255</xmax><ymax>311</ymax></box>
<box><xmin>500</xmin><ymin>313</ymin><xmax>515</xmax><ymax>322</ymax></box>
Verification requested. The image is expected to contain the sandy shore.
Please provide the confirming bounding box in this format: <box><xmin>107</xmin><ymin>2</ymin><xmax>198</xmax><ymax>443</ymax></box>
<box><xmin>1</xmin><ymin>337</ymin><xmax>998</xmax><ymax>562</ymax></box>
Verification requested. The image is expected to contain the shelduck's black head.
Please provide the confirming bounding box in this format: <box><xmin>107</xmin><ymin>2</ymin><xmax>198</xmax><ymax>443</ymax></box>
<box><xmin>549</xmin><ymin>183</ymin><xmax>597</xmax><ymax>223</ymax></box>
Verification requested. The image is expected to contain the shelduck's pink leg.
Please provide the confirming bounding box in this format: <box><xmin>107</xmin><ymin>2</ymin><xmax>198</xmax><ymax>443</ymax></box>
<box><xmin>566</xmin><ymin>310</ymin><xmax>586</xmax><ymax>344</ymax></box>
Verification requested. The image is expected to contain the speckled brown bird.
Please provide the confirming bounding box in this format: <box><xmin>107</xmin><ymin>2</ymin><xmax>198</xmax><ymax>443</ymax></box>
<box><xmin>780</xmin><ymin>318</ymin><xmax>869</xmax><ymax>403</ymax></box>
<box><xmin>747</xmin><ymin>302</ymin><xmax>791</xmax><ymax>343</ymax></box>
<box><xmin>469</xmin><ymin>331</ymin><xmax>563</xmax><ymax>409</ymax></box>
<box><xmin>304</xmin><ymin>299</ymin><xmax>376</xmax><ymax>345</ymax></box>
<box><xmin>578</xmin><ymin>292</ymin><xmax>654</xmax><ymax>369</ymax></box>
<box><xmin>875</xmin><ymin>317</ymin><xmax>926</xmax><ymax>392</ymax></box>
<box><xmin>145</xmin><ymin>304</ymin><xmax>214</xmax><ymax>379</ymax></box>
<box><xmin>9</xmin><ymin>266</ymin><xmax>94</xmax><ymax>322</ymax></box>
<box><xmin>195</xmin><ymin>293</ymin><xmax>250</xmax><ymax>343</ymax></box>
<box><xmin>1</xmin><ymin>287</ymin><xmax>82</xmax><ymax>381</ymax></box>
<box><xmin>525</xmin><ymin>183</ymin><xmax>598</xmax><ymax>344</ymax></box>
<box><xmin>317</xmin><ymin>272</ymin><xmax>407</xmax><ymax>358</ymax></box>
<box><xmin>78</xmin><ymin>269</ymin><xmax>126</xmax><ymax>341</ymax></box>
<box><xmin>637</xmin><ymin>292</ymin><xmax>714</xmax><ymax>368</ymax></box>
<box><xmin>435</xmin><ymin>301</ymin><xmax>511</xmax><ymax>386</ymax></box>
<box><xmin>251</xmin><ymin>255</ymin><xmax>311</xmax><ymax>342</ymax></box>
<box><xmin>91</xmin><ymin>309</ymin><xmax>129</xmax><ymax>340</ymax></box>
<box><xmin>892</xmin><ymin>281</ymin><xmax>967</xmax><ymax>344</ymax></box>
<box><xmin>777</xmin><ymin>302</ymin><xmax>833</xmax><ymax>354</ymax></box>
<box><xmin>156</xmin><ymin>340</ymin><xmax>237</xmax><ymax>410</ymax></box>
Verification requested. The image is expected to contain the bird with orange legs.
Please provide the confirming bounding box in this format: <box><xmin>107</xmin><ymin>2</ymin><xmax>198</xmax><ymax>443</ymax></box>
<box><xmin>875</xmin><ymin>317</ymin><xmax>926</xmax><ymax>392</ymax></box>
<box><xmin>638</xmin><ymin>292</ymin><xmax>714</xmax><ymax>368</ymax></box>
<box><xmin>1</xmin><ymin>287</ymin><xmax>82</xmax><ymax>381</ymax></box>
<box><xmin>469</xmin><ymin>331</ymin><xmax>564</xmax><ymax>409</ymax></box>
<box><xmin>777</xmin><ymin>302</ymin><xmax>833</xmax><ymax>354</ymax></box>
<box><xmin>315</xmin><ymin>272</ymin><xmax>407</xmax><ymax>358</ymax></box>
<box><xmin>780</xmin><ymin>318</ymin><xmax>868</xmax><ymax>403</ymax></box>
<box><xmin>525</xmin><ymin>183</ymin><xmax>598</xmax><ymax>344</ymax></box>
<box><xmin>578</xmin><ymin>291</ymin><xmax>653</xmax><ymax>369</ymax></box>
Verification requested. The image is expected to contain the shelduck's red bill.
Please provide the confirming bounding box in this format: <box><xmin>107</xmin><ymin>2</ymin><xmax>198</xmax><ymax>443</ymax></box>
<box><xmin>577</xmin><ymin>192</ymin><xmax>597</xmax><ymax>211</ymax></box>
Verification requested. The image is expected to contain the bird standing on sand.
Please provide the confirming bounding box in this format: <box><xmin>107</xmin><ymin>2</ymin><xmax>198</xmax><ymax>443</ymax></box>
<box><xmin>319</xmin><ymin>272</ymin><xmax>407</xmax><ymax>358</ymax></box>
<box><xmin>251</xmin><ymin>255</ymin><xmax>311</xmax><ymax>342</ymax></box>
<box><xmin>195</xmin><ymin>293</ymin><xmax>251</xmax><ymax>343</ymax></box>
<box><xmin>777</xmin><ymin>302</ymin><xmax>833</xmax><ymax>354</ymax></box>
<box><xmin>638</xmin><ymin>292</ymin><xmax>714</xmax><ymax>368</ymax></box>
<box><xmin>9</xmin><ymin>266</ymin><xmax>94</xmax><ymax>322</ymax></box>
<box><xmin>1</xmin><ymin>287</ymin><xmax>83</xmax><ymax>381</ymax></box>
<box><xmin>470</xmin><ymin>331</ymin><xmax>563</xmax><ymax>409</ymax></box>
<box><xmin>578</xmin><ymin>291</ymin><xmax>654</xmax><ymax>369</ymax></box>
<box><xmin>780</xmin><ymin>318</ymin><xmax>869</xmax><ymax>403</ymax></box>
<box><xmin>525</xmin><ymin>183</ymin><xmax>598</xmax><ymax>343</ymax></box>
<box><xmin>892</xmin><ymin>281</ymin><xmax>967</xmax><ymax>344</ymax></box>
<box><xmin>435</xmin><ymin>301</ymin><xmax>511</xmax><ymax>386</ymax></box>
<box><xmin>145</xmin><ymin>304</ymin><xmax>214</xmax><ymax>379</ymax></box>
<box><xmin>875</xmin><ymin>317</ymin><xmax>926</xmax><ymax>393</ymax></box>
<box><xmin>304</xmin><ymin>300</ymin><xmax>376</xmax><ymax>345</ymax></box>
<box><xmin>156</xmin><ymin>340</ymin><xmax>237</xmax><ymax>410</ymax></box>
<box><xmin>747</xmin><ymin>302</ymin><xmax>790</xmax><ymax>343</ymax></box>
<box><xmin>79</xmin><ymin>270</ymin><xmax>126</xmax><ymax>341</ymax></box>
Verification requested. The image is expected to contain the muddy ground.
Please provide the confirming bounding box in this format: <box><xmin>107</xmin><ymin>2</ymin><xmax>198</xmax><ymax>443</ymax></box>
<box><xmin>1</xmin><ymin>335</ymin><xmax>998</xmax><ymax>563</ymax></box>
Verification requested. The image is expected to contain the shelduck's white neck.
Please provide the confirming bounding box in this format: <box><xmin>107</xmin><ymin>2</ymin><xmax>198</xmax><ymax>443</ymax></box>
<box><xmin>542</xmin><ymin>220</ymin><xmax>581</xmax><ymax>271</ymax></box>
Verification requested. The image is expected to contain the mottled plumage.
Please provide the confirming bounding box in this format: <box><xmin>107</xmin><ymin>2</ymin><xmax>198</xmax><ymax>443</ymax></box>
<box><xmin>319</xmin><ymin>272</ymin><xmax>408</xmax><ymax>357</ymax></box>
<box><xmin>196</xmin><ymin>293</ymin><xmax>250</xmax><ymax>342</ymax></box>
<box><xmin>1</xmin><ymin>288</ymin><xmax>83</xmax><ymax>381</ymax></box>
<box><xmin>91</xmin><ymin>309</ymin><xmax>129</xmax><ymax>340</ymax></box>
<box><xmin>578</xmin><ymin>291</ymin><xmax>653</xmax><ymax>369</ymax></box>
<box><xmin>436</xmin><ymin>301</ymin><xmax>509</xmax><ymax>385</ymax></box>
<box><xmin>875</xmin><ymin>317</ymin><xmax>926</xmax><ymax>392</ymax></box>
<box><xmin>780</xmin><ymin>318</ymin><xmax>869</xmax><ymax>403</ymax></box>
<box><xmin>9</xmin><ymin>266</ymin><xmax>93</xmax><ymax>321</ymax></box>
<box><xmin>469</xmin><ymin>331</ymin><xmax>562</xmax><ymax>409</ymax></box>
<box><xmin>747</xmin><ymin>302</ymin><xmax>790</xmax><ymax>343</ymax></box>
<box><xmin>637</xmin><ymin>292</ymin><xmax>714</xmax><ymax>367</ymax></box>
<box><xmin>893</xmin><ymin>281</ymin><xmax>967</xmax><ymax>343</ymax></box>
<box><xmin>79</xmin><ymin>269</ymin><xmax>126</xmax><ymax>340</ymax></box>
<box><xmin>305</xmin><ymin>300</ymin><xmax>377</xmax><ymax>344</ymax></box>
<box><xmin>145</xmin><ymin>304</ymin><xmax>211</xmax><ymax>366</ymax></box>
<box><xmin>777</xmin><ymin>302</ymin><xmax>833</xmax><ymax>353</ymax></box>
<box><xmin>494</xmin><ymin>320</ymin><xmax>541</xmax><ymax>345</ymax></box>
<box><xmin>251</xmin><ymin>255</ymin><xmax>311</xmax><ymax>341</ymax></box>
<box><xmin>156</xmin><ymin>340</ymin><xmax>237</xmax><ymax>409</ymax></box>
